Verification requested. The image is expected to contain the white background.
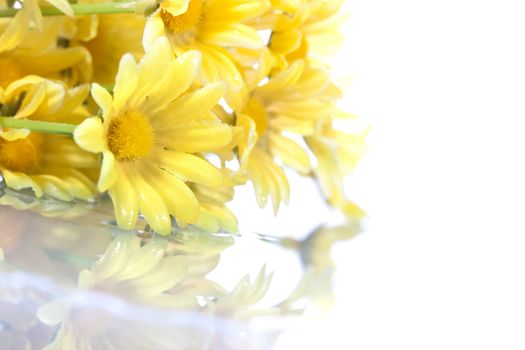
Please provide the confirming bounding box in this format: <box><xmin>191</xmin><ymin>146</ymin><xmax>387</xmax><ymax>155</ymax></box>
<box><xmin>334</xmin><ymin>0</ymin><xmax>525</xmax><ymax>349</ymax></box>
<box><xmin>232</xmin><ymin>0</ymin><xmax>525</xmax><ymax>349</ymax></box>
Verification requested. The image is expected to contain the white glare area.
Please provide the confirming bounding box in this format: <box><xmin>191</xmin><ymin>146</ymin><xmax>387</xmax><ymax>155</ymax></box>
<box><xmin>234</xmin><ymin>0</ymin><xmax>525</xmax><ymax>349</ymax></box>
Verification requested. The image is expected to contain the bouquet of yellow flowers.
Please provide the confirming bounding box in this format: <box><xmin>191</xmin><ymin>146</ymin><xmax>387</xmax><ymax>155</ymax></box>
<box><xmin>0</xmin><ymin>0</ymin><xmax>366</xmax><ymax>236</ymax></box>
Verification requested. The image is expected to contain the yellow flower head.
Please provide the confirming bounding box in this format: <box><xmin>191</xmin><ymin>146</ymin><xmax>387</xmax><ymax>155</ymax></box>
<box><xmin>237</xmin><ymin>60</ymin><xmax>339</xmax><ymax>212</ymax></box>
<box><xmin>267</xmin><ymin>0</ymin><xmax>347</xmax><ymax>69</ymax></box>
<box><xmin>144</xmin><ymin>0</ymin><xmax>270</xmax><ymax>109</ymax></box>
<box><xmin>0</xmin><ymin>76</ymin><xmax>98</xmax><ymax>202</ymax></box>
<box><xmin>74</xmin><ymin>38</ymin><xmax>235</xmax><ymax>235</ymax></box>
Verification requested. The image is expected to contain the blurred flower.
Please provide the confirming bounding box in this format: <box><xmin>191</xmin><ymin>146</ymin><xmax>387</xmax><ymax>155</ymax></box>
<box><xmin>0</xmin><ymin>77</ymin><xmax>98</xmax><ymax>202</ymax></box>
<box><xmin>74</xmin><ymin>38</ymin><xmax>235</xmax><ymax>234</ymax></box>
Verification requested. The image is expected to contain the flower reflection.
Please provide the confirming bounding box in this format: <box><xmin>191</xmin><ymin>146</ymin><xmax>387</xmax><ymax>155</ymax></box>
<box><xmin>0</xmin><ymin>195</ymin><xmax>355</xmax><ymax>349</ymax></box>
<box><xmin>37</xmin><ymin>234</ymin><xmax>275</xmax><ymax>349</ymax></box>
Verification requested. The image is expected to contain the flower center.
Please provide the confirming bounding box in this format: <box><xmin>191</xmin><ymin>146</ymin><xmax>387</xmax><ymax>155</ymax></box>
<box><xmin>107</xmin><ymin>111</ymin><xmax>154</xmax><ymax>162</ymax></box>
<box><xmin>0</xmin><ymin>133</ymin><xmax>43</xmax><ymax>173</ymax></box>
<box><xmin>160</xmin><ymin>0</ymin><xmax>203</xmax><ymax>35</ymax></box>
<box><xmin>0</xmin><ymin>55</ymin><xmax>25</xmax><ymax>88</ymax></box>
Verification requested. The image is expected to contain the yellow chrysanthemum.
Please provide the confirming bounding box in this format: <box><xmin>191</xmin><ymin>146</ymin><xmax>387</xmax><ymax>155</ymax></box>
<box><xmin>0</xmin><ymin>76</ymin><xmax>98</xmax><ymax>202</ymax></box>
<box><xmin>250</xmin><ymin>0</ymin><xmax>348</xmax><ymax>70</ymax></box>
<box><xmin>144</xmin><ymin>0</ymin><xmax>270</xmax><ymax>109</ymax></box>
<box><xmin>0</xmin><ymin>14</ymin><xmax>88</xmax><ymax>88</ymax></box>
<box><xmin>73</xmin><ymin>38</ymin><xmax>235</xmax><ymax>235</ymax></box>
<box><xmin>237</xmin><ymin>59</ymin><xmax>339</xmax><ymax>212</ymax></box>
<box><xmin>266</xmin><ymin>0</ymin><xmax>347</xmax><ymax>69</ymax></box>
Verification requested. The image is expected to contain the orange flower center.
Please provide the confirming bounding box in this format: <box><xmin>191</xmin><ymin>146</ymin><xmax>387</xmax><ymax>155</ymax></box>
<box><xmin>107</xmin><ymin>111</ymin><xmax>154</xmax><ymax>162</ymax></box>
<box><xmin>0</xmin><ymin>133</ymin><xmax>43</xmax><ymax>173</ymax></box>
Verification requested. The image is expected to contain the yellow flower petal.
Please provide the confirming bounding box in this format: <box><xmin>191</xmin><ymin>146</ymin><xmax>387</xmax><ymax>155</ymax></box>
<box><xmin>142</xmin><ymin>50</ymin><xmax>201</xmax><ymax>113</ymax></box>
<box><xmin>23</xmin><ymin>0</ymin><xmax>43</xmax><ymax>31</ymax></box>
<box><xmin>159</xmin><ymin>121</ymin><xmax>232</xmax><ymax>153</ymax></box>
<box><xmin>200</xmin><ymin>22</ymin><xmax>263</xmax><ymax>49</ymax></box>
<box><xmin>268</xmin><ymin>132</ymin><xmax>311</xmax><ymax>174</ymax></box>
<box><xmin>0</xmin><ymin>128</ymin><xmax>30</xmax><ymax>141</ymax></box>
<box><xmin>147</xmin><ymin>169</ymin><xmax>200</xmax><ymax>223</ymax></box>
<box><xmin>157</xmin><ymin>151</ymin><xmax>222</xmax><ymax>186</ymax></box>
<box><xmin>132</xmin><ymin>175</ymin><xmax>172</xmax><ymax>235</ymax></box>
<box><xmin>1</xmin><ymin>169</ymin><xmax>43</xmax><ymax>197</ymax></box>
<box><xmin>142</xmin><ymin>13</ymin><xmax>166</xmax><ymax>52</ymax></box>
<box><xmin>131</xmin><ymin>38</ymin><xmax>173</xmax><ymax>104</ymax></box>
<box><xmin>269</xmin><ymin>28</ymin><xmax>302</xmax><ymax>55</ymax></box>
<box><xmin>113</xmin><ymin>53</ymin><xmax>138</xmax><ymax>110</ymax></box>
<box><xmin>91</xmin><ymin>83</ymin><xmax>113</xmax><ymax>119</ymax></box>
<box><xmin>0</xmin><ymin>10</ymin><xmax>29</xmax><ymax>52</ymax></box>
<box><xmin>108</xmin><ymin>170</ymin><xmax>138</xmax><ymax>230</ymax></box>
<box><xmin>73</xmin><ymin>117</ymin><xmax>105</xmax><ymax>153</ymax></box>
<box><xmin>98</xmin><ymin>151</ymin><xmax>118</xmax><ymax>192</ymax></box>
<box><xmin>32</xmin><ymin>175</ymin><xmax>73</xmax><ymax>202</ymax></box>
<box><xmin>154</xmin><ymin>82</ymin><xmax>227</xmax><ymax>126</ymax></box>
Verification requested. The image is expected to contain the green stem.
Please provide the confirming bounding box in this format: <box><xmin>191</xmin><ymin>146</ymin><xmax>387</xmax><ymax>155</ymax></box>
<box><xmin>0</xmin><ymin>2</ymin><xmax>137</xmax><ymax>17</ymax></box>
<box><xmin>0</xmin><ymin>116</ymin><xmax>76</xmax><ymax>135</ymax></box>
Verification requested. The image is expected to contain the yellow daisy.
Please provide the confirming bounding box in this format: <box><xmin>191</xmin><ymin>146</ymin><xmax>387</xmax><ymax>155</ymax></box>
<box><xmin>144</xmin><ymin>0</ymin><xmax>270</xmax><ymax>109</ymax></box>
<box><xmin>0</xmin><ymin>14</ymin><xmax>88</xmax><ymax>88</ymax></box>
<box><xmin>237</xmin><ymin>59</ymin><xmax>338</xmax><ymax>212</ymax></box>
<box><xmin>0</xmin><ymin>76</ymin><xmax>98</xmax><ymax>202</ymax></box>
<box><xmin>267</xmin><ymin>0</ymin><xmax>347</xmax><ymax>69</ymax></box>
<box><xmin>73</xmin><ymin>38</ymin><xmax>235</xmax><ymax>235</ymax></box>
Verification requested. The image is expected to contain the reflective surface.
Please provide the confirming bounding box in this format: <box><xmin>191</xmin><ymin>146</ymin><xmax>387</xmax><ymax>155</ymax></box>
<box><xmin>0</xmin><ymin>189</ymin><xmax>360</xmax><ymax>349</ymax></box>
